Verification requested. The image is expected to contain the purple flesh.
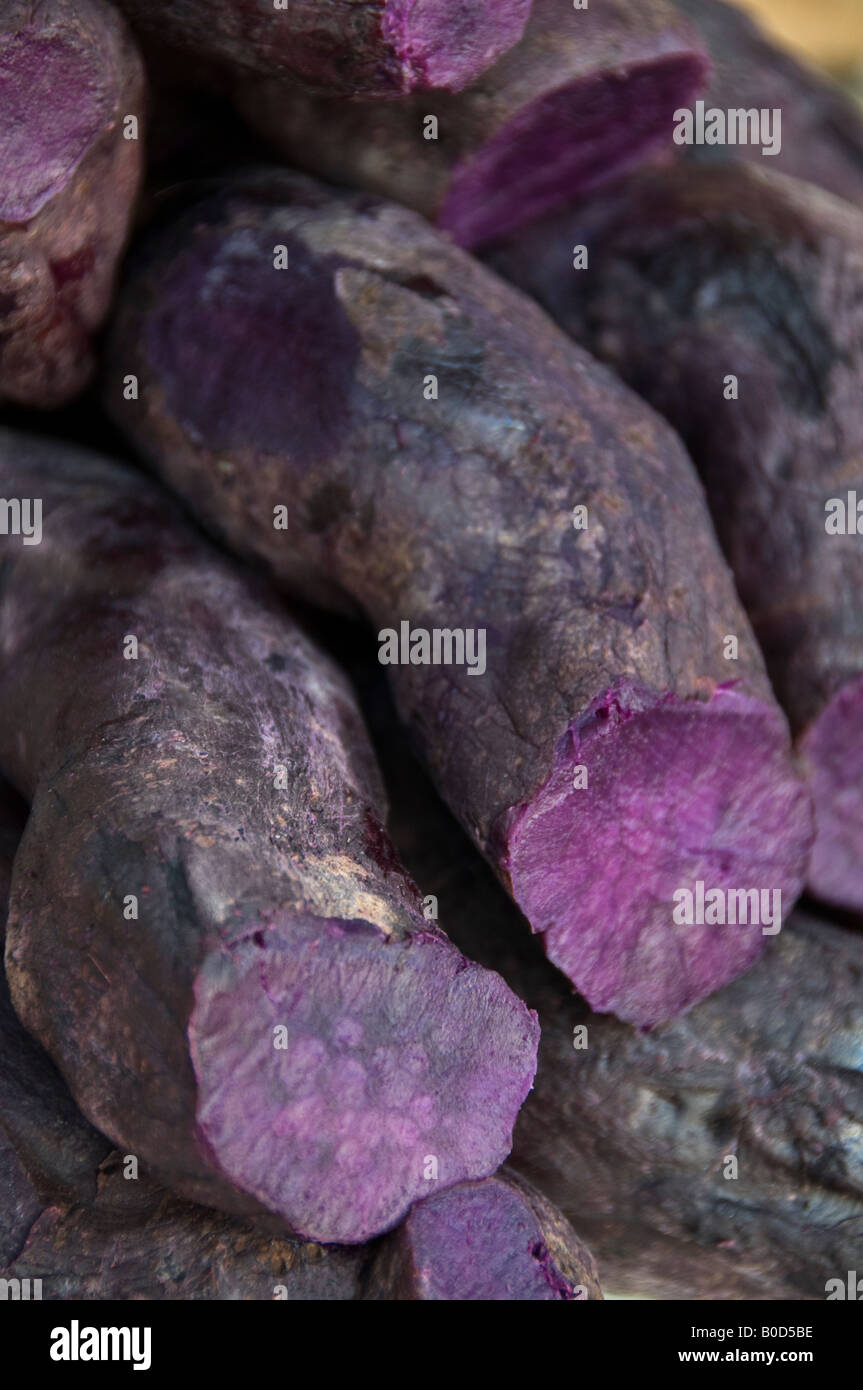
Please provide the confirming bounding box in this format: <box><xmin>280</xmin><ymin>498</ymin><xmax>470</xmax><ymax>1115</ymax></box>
<box><xmin>379</xmin><ymin>0</ymin><xmax>531</xmax><ymax>93</ymax></box>
<box><xmin>370</xmin><ymin>1171</ymin><xmax>602</xmax><ymax>1300</ymax></box>
<box><xmin>440</xmin><ymin>54</ymin><xmax>706</xmax><ymax>247</ymax></box>
<box><xmin>0</xmin><ymin>34</ymin><xmax>107</xmax><ymax>224</ymax></box>
<box><xmin>114</xmin><ymin>0</ymin><xmax>530</xmax><ymax>97</ymax></box>
<box><xmin>1</xmin><ymin>791</ymin><xmax>575</xmax><ymax>1301</ymax></box>
<box><xmin>358</xmin><ymin>673</ymin><xmax>863</xmax><ymax>1300</ymax></box>
<box><xmin>190</xmin><ymin>915</ymin><xmax>535</xmax><ymax>1244</ymax></box>
<box><xmin>504</xmin><ymin>683</ymin><xmax>811</xmax><ymax>1026</ymax></box>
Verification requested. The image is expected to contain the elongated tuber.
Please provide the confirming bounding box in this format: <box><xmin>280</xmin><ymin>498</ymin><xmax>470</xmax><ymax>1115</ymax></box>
<box><xmin>106</xmin><ymin>171</ymin><xmax>812</xmax><ymax>1027</ymax></box>
<box><xmin>235</xmin><ymin>0</ymin><xmax>708</xmax><ymax>246</ymax></box>
<box><xmin>0</xmin><ymin>428</ymin><xmax>538</xmax><ymax>1245</ymax></box>
<box><xmin>2</xmin><ymin>789</ymin><xmax>592</xmax><ymax>1301</ymax></box>
<box><xmin>492</xmin><ymin>163</ymin><xmax>863</xmax><ymax>911</ymax></box>
<box><xmin>1</xmin><ymin>801</ymin><xmax>593</xmax><ymax>1303</ymax></box>
<box><xmin>114</xmin><ymin>0</ymin><xmax>530</xmax><ymax>99</ymax></box>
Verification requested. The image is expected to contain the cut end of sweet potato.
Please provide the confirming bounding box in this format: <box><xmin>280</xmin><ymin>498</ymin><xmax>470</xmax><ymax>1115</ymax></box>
<box><xmin>439</xmin><ymin>52</ymin><xmax>708</xmax><ymax>247</ymax></box>
<box><xmin>0</xmin><ymin>29</ymin><xmax>114</xmax><ymax>224</ymax></box>
<box><xmin>387</xmin><ymin>1173</ymin><xmax>601</xmax><ymax>1300</ymax></box>
<box><xmin>381</xmin><ymin>0</ymin><xmax>531</xmax><ymax>94</ymax></box>
<box><xmin>190</xmin><ymin>915</ymin><xmax>539</xmax><ymax>1244</ymax></box>
<box><xmin>502</xmin><ymin>682</ymin><xmax>813</xmax><ymax>1027</ymax></box>
<box><xmin>801</xmin><ymin>674</ymin><xmax>863</xmax><ymax>912</ymax></box>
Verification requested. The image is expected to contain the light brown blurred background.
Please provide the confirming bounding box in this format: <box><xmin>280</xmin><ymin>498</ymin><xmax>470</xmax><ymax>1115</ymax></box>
<box><xmin>739</xmin><ymin>0</ymin><xmax>863</xmax><ymax>83</ymax></box>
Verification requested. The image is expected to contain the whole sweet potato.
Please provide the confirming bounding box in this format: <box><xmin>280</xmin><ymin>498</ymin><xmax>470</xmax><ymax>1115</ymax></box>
<box><xmin>491</xmin><ymin>163</ymin><xmax>863</xmax><ymax>912</ymax></box>
<box><xmin>235</xmin><ymin>0</ymin><xmax>708</xmax><ymax>246</ymax></box>
<box><xmin>0</xmin><ymin>428</ymin><xmax>538</xmax><ymax>1246</ymax></box>
<box><xmin>106</xmin><ymin>170</ymin><xmax>813</xmax><ymax>1029</ymax></box>
<box><xmin>115</xmin><ymin>0</ymin><xmax>530</xmax><ymax>99</ymax></box>
<box><xmin>0</xmin><ymin>0</ymin><xmax>145</xmax><ymax>408</ymax></box>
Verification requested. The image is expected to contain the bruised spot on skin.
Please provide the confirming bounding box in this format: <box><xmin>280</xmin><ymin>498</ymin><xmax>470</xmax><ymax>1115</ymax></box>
<box><xmin>144</xmin><ymin>226</ymin><xmax>360</xmax><ymax>461</ymax></box>
<box><xmin>51</xmin><ymin>247</ymin><xmax>97</xmax><ymax>289</ymax></box>
<box><xmin>0</xmin><ymin>33</ymin><xmax>109</xmax><ymax>223</ymax></box>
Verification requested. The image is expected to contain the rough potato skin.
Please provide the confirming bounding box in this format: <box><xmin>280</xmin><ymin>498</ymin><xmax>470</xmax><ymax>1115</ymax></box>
<box><xmin>490</xmin><ymin>163</ymin><xmax>863</xmax><ymax>911</ymax></box>
<box><xmin>0</xmin><ymin>791</ymin><xmax>365</xmax><ymax>1299</ymax></box>
<box><xmin>2</xmin><ymin>799</ymin><xmax>574</xmax><ymax>1302</ymax></box>
<box><xmin>0</xmin><ymin>0</ymin><xmax>145</xmax><ymax>408</ymax></box>
<box><xmin>0</xmin><ymin>797</ymin><xmax>584</xmax><ymax>1303</ymax></box>
<box><xmin>491</xmin><ymin>164</ymin><xmax>863</xmax><ymax>735</ymax></box>
<box><xmin>114</xmin><ymin>0</ymin><xmax>531</xmax><ymax>98</ymax></box>
<box><xmin>235</xmin><ymin>0</ymin><xmax>708</xmax><ymax>245</ymax></box>
<box><xmin>3</xmin><ymin>1160</ymin><xmax>368</xmax><ymax>1301</ymax></box>
<box><xmin>0</xmin><ymin>429</ymin><xmax>538</xmax><ymax>1245</ymax></box>
<box><xmin>105</xmin><ymin>170</ymin><xmax>813</xmax><ymax>1026</ymax></box>
<box><xmin>510</xmin><ymin>910</ymin><xmax>863</xmax><ymax>1301</ymax></box>
<box><xmin>106</xmin><ymin>170</ymin><xmax>776</xmax><ymax>837</ymax></box>
<box><xmin>368</xmin><ymin>679</ymin><xmax>863</xmax><ymax>1302</ymax></box>
<box><xmin>675</xmin><ymin>0</ymin><xmax>863</xmax><ymax>208</ymax></box>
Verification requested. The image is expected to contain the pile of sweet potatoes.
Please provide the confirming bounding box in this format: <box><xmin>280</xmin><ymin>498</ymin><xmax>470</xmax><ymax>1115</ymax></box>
<box><xmin>1</xmin><ymin>0</ymin><xmax>862</xmax><ymax>1303</ymax></box>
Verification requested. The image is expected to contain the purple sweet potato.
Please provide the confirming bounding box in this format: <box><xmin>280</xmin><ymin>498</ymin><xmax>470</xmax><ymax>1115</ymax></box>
<box><xmin>4</xmin><ymin>1151</ymin><xmax>601</xmax><ymax>1301</ymax></box>
<box><xmin>2</xmin><ymin>791</ymin><xmax>593</xmax><ymax>1302</ymax></box>
<box><xmin>1</xmin><ymin>776</ymin><xmax>111</xmax><ymax>1268</ymax></box>
<box><xmin>0</xmin><ymin>427</ymin><xmax>538</xmax><ymax>1246</ymax></box>
<box><xmin>106</xmin><ymin>170</ymin><xmax>812</xmax><ymax>1028</ymax></box>
<box><xmin>492</xmin><ymin>162</ymin><xmax>863</xmax><ymax>912</ymax></box>
<box><xmin>0</xmin><ymin>0</ymin><xmax>145</xmax><ymax>408</ymax></box>
<box><xmin>234</xmin><ymin>0</ymin><xmax>708</xmax><ymax>247</ymax></box>
<box><xmin>2</xmin><ymin>1157</ymin><xmax>368</xmax><ymax>1301</ymax></box>
<box><xmin>370</xmin><ymin>684</ymin><xmax>863</xmax><ymax>1301</ymax></box>
<box><xmin>675</xmin><ymin>0</ymin><xmax>863</xmax><ymax>208</ymax></box>
<box><xmin>365</xmin><ymin>1166</ymin><xmax>601</xmax><ymax>1300</ymax></box>
<box><xmin>0</xmin><ymin>782</ymin><xmax>364</xmax><ymax>1299</ymax></box>
<box><xmin>512</xmin><ymin>908</ymin><xmax>863</xmax><ymax>1301</ymax></box>
<box><xmin>114</xmin><ymin>0</ymin><xmax>530</xmax><ymax>99</ymax></box>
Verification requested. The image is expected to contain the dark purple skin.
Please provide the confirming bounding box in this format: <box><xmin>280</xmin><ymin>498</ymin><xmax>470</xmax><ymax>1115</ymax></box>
<box><xmin>2</xmin><ymin>798</ymin><xmax>590</xmax><ymax>1303</ymax></box>
<box><xmin>2</xmin><ymin>1155</ymin><xmax>369</xmax><ymax>1302</ymax></box>
<box><xmin>1</xmin><ymin>798</ymin><xmax>592</xmax><ymax>1306</ymax></box>
<box><xmin>235</xmin><ymin>0</ymin><xmax>709</xmax><ymax>247</ymax></box>
<box><xmin>0</xmin><ymin>429</ymin><xmax>538</xmax><ymax>1246</ymax></box>
<box><xmin>675</xmin><ymin>0</ymin><xmax>863</xmax><ymax>208</ymax></box>
<box><xmin>4</xmin><ymin>1157</ymin><xmax>604</xmax><ymax>1302</ymax></box>
<box><xmin>367</xmin><ymin>678</ymin><xmax>863</xmax><ymax>1301</ymax></box>
<box><xmin>0</xmin><ymin>0</ymin><xmax>145</xmax><ymax>408</ymax></box>
<box><xmin>364</xmin><ymin>1167</ymin><xmax>602</xmax><ymax>1300</ymax></box>
<box><xmin>490</xmin><ymin>163</ymin><xmax>863</xmax><ymax>913</ymax></box>
<box><xmin>0</xmin><ymin>790</ymin><xmax>112</xmax><ymax>1224</ymax></box>
<box><xmin>0</xmin><ymin>782</ymin><xmax>366</xmax><ymax>1299</ymax></box>
<box><xmin>4</xmin><ymin>1147</ymin><xmax>600</xmax><ymax>1302</ymax></box>
<box><xmin>106</xmin><ymin>170</ymin><xmax>813</xmax><ymax>1028</ymax></box>
<box><xmin>114</xmin><ymin>0</ymin><xmax>530</xmax><ymax>98</ymax></box>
